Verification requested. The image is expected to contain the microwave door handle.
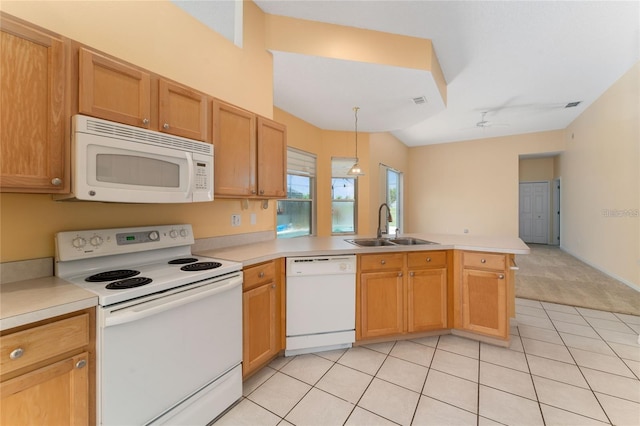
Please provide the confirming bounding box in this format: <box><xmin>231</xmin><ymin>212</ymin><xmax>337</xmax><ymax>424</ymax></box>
<box><xmin>185</xmin><ymin>154</ymin><xmax>194</xmax><ymax>199</ymax></box>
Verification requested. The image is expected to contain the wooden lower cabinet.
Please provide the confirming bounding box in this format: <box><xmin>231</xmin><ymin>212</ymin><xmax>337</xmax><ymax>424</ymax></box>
<box><xmin>357</xmin><ymin>251</ymin><xmax>449</xmax><ymax>341</ymax></box>
<box><xmin>407</xmin><ymin>268</ymin><xmax>447</xmax><ymax>332</ymax></box>
<box><xmin>0</xmin><ymin>308</ymin><xmax>95</xmax><ymax>425</ymax></box>
<box><xmin>242</xmin><ymin>260</ymin><xmax>284</xmax><ymax>378</ymax></box>
<box><xmin>1</xmin><ymin>352</ymin><xmax>89</xmax><ymax>425</ymax></box>
<box><xmin>360</xmin><ymin>270</ymin><xmax>404</xmax><ymax>339</ymax></box>
<box><xmin>457</xmin><ymin>251</ymin><xmax>510</xmax><ymax>339</ymax></box>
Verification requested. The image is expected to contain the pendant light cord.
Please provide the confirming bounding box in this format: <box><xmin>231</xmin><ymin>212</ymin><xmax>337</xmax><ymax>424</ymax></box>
<box><xmin>353</xmin><ymin>106</ymin><xmax>359</xmax><ymax>159</ymax></box>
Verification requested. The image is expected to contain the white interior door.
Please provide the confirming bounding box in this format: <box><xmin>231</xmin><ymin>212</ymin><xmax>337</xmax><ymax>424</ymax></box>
<box><xmin>519</xmin><ymin>182</ymin><xmax>549</xmax><ymax>244</ymax></box>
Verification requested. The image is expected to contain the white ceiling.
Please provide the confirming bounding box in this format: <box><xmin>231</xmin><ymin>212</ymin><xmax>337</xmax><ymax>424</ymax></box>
<box><xmin>253</xmin><ymin>0</ymin><xmax>640</xmax><ymax>146</ymax></box>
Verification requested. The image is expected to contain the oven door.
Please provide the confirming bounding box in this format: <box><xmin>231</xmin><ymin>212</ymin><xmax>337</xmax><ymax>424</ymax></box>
<box><xmin>98</xmin><ymin>273</ymin><xmax>242</xmax><ymax>426</ymax></box>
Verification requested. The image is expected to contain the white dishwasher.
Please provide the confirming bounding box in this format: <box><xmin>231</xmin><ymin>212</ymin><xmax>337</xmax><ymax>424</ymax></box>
<box><xmin>286</xmin><ymin>255</ymin><xmax>356</xmax><ymax>356</ymax></box>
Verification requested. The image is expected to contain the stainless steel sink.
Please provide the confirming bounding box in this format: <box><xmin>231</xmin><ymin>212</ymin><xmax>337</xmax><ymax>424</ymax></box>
<box><xmin>345</xmin><ymin>238</ymin><xmax>396</xmax><ymax>247</ymax></box>
<box><xmin>346</xmin><ymin>237</ymin><xmax>438</xmax><ymax>247</ymax></box>
<box><xmin>387</xmin><ymin>237</ymin><xmax>438</xmax><ymax>245</ymax></box>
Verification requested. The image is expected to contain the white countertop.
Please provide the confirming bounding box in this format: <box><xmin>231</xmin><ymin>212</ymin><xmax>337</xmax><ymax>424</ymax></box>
<box><xmin>196</xmin><ymin>233</ymin><xmax>530</xmax><ymax>266</ymax></box>
<box><xmin>0</xmin><ymin>277</ymin><xmax>98</xmax><ymax>331</ymax></box>
<box><xmin>0</xmin><ymin>233</ymin><xmax>528</xmax><ymax>330</ymax></box>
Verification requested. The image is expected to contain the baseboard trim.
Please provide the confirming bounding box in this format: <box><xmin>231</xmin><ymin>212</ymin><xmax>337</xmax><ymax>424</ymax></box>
<box><xmin>559</xmin><ymin>246</ymin><xmax>640</xmax><ymax>292</ymax></box>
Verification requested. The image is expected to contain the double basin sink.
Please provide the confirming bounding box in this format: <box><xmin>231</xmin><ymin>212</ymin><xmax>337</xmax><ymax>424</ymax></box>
<box><xmin>345</xmin><ymin>237</ymin><xmax>438</xmax><ymax>247</ymax></box>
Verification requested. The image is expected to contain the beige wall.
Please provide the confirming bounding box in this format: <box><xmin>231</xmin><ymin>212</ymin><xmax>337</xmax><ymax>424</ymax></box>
<box><xmin>274</xmin><ymin>108</ymin><xmax>371</xmax><ymax>237</ymax></box>
<box><xmin>0</xmin><ymin>1</ymin><xmax>276</xmax><ymax>262</ymax></box>
<box><xmin>519</xmin><ymin>157</ymin><xmax>556</xmax><ymax>182</ymax></box>
<box><xmin>559</xmin><ymin>62</ymin><xmax>639</xmax><ymax>287</ymax></box>
<box><xmin>368</xmin><ymin>133</ymin><xmax>410</xmax><ymax>235</ymax></box>
<box><xmin>406</xmin><ymin>131</ymin><xmax>565</xmax><ymax>236</ymax></box>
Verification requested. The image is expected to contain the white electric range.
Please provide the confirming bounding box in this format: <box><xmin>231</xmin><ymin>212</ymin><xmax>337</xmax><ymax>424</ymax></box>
<box><xmin>55</xmin><ymin>224</ymin><xmax>243</xmax><ymax>425</ymax></box>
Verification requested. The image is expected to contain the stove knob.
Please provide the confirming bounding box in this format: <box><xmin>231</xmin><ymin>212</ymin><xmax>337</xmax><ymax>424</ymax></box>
<box><xmin>169</xmin><ymin>230</ymin><xmax>178</xmax><ymax>238</ymax></box>
<box><xmin>148</xmin><ymin>231</ymin><xmax>160</xmax><ymax>241</ymax></box>
<box><xmin>72</xmin><ymin>237</ymin><xmax>86</xmax><ymax>249</ymax></box>
<box><xmin>89</xmin><ymin>235</ymin><xmax>103</xmax><ymax>247</ymax></box>
<box><xmin>179</xmin><ymin>229</ymin><xmax>188</xmax><ymax>238</ymax></box>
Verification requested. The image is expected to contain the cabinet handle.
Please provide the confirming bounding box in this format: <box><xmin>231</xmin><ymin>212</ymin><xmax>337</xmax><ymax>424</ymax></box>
<box><xmin>9</xmin><ymin>348</ymin><xmax>24</xmax><ymax>360</ymax></box>
<box><xmin>142</xmin><ymin>118</ymin><xmax>149</xmax><ymax>125</ymax></box>
<box><xmin>271</xmin><ymin>284</ymin><xmax>276</xmax><ymax>289</ymax></box>
<box><xmin>410</xmin><ymin>271</ymin><xmax>415</xmax><ymax>277</ymax></box>
<box><xmin>398</xmin><ymin>272</ymin><xmax>403</xmax><ymax>277</ymax></box>
<box><xmin>75</xmin><ymin>359</ymin><xmax>87</xmax><ymax>369</ymax></box>
<box><xmin>163</xmin><ymin>123</ymin><xmax>170</xmax><ymax>130</ymax></box>
<box><xmin>380</xmin><ymin>260</ymin><xmax>386</xmax><ymax>265</ymax></box>
<box><xmin>51</xmin><ymin>177</ymin><xmax>62</xmax><ymax>186</ymax></box>
<box><xmin>251</xmin><ymin>190</ymin><xmax>257</xmax><ymax>195</ymax></box>
<box><xmin>259</xmin><ymin>272</ymin><xmax>265</xmax><ymax>278</ymax></box>
<box><xmin>259</xmin><ymin>189</ymin><xmax>265</xmax><ymax>195</ymax></box>
<box><xmin>426</xmin><ymin>257</ymin><xmax>431</xmax><ymax>262</ymax></box>
<box><xmin>481</xmin><ymin>259</ymin><xmax>487</xmax><ymax>263</ymax></box>
<box><xmin>498</xmin><ymin>274</ymin><xmax>505</xmax><ymax>279</ymax></box>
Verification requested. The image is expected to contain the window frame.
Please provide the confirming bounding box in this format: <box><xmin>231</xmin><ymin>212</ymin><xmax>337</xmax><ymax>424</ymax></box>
<box><xmin>277</xmin><ymin>148</ymin><xmax>316</xmax><ymax>238</ymax></box>
<box><xmin>331</xmin><ymin>157</ymin><xmax>359</xmax><ymax>235</ymax></box>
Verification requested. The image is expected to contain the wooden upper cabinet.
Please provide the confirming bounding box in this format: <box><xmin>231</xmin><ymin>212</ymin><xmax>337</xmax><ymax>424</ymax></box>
<box><xmin>256</xmin><ymin>117</ymin><xmax>286</xmax><ymax>198</ymax></box>
<box><xmin>212</xmin><ymin>99</ymin><xmax>257</xmax><ymax>197</ymax></box>
<box><xmin>78</xmin><ymin>47</ymin><xmax>151</xmax><ymax>128</ymax></box>
<box><xmin>158</xmin><ymin>79</ymin><xmax>207</xmax><ymax>141</ymax></box>
<box><xmin>0</xmin><ymin>14</ymin><xmax>68</xmax><ymax>193</ymax></box>
<box><xmin>78</xmin><ymin>48</ymin><xmax>208</xmax><ymax>141</ymax></box>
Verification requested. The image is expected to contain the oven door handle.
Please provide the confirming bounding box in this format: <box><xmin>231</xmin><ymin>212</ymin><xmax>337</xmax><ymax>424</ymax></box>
<box><xmin>104</xmin><ymin>276</ymin><xmax>242</xmax><ymax>327</ymax></box>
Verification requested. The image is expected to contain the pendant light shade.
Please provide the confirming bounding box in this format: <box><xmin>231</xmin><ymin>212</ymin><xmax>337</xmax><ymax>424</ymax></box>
<box><xmin>347</xmin><ymin>106</ymin><xmax>365</xmax><ymax>176</ymax></box>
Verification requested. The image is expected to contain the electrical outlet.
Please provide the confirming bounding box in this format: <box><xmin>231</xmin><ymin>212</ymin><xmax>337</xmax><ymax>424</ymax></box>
<box><xmin>231</xmin><ymin>214</ymin><xmax>241</xmax><ymax>227</ymax></box>
<box><xmin>464</xmin><ymin>228</ymin><xmax>469</xmax><ymax>234</ymax></box>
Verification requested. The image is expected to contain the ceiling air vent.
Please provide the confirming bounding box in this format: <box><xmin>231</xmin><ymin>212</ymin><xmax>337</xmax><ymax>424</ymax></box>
<box><xmin>412</xmin><ymin>96</ymin><xmax>427</xmax><ymax>105</ymax></box>
<box><xmin>565</xmin><ymin>101</ymin><xmax>582</xmax><ymax>108</ymax></box>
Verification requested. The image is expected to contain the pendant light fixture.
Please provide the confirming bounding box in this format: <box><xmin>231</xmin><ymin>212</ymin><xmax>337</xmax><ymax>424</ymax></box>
<box><xmin>347</xmin><ymin>106</ymin><xmax>364</xmax><ymax>176</ymax></box>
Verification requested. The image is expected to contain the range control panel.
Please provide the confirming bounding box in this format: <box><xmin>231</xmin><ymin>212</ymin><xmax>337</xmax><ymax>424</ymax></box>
<box><xmin>55</xmin><ymin>224</ymin><xmax>194</xmax><ymax>261</ymax></box>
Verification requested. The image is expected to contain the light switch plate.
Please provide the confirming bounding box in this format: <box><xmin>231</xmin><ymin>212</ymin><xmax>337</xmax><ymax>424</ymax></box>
<box><xmin>231</xmin><ymin>214</ymin><xmax>241</xmax><ymax>227</ymax></box>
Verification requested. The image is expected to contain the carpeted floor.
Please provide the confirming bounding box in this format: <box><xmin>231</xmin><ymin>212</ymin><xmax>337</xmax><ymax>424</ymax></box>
<box><xmin>515</xmin><ymin>244</ymin><xmax>640</xmax><ymax>316</ymax></box>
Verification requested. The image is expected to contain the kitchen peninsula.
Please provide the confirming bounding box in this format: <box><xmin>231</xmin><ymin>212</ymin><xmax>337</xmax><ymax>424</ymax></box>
<box><xmin>196</xmin><ymin>232</ymin><xmax>529</xmax><ymax>377</ymax></box>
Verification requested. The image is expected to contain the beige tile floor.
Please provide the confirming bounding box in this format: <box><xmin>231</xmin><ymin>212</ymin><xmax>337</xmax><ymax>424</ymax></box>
<box><xmin>214</xmin><ymin>298</ymin><xmax>640</xmax><ymax>426</ymax></box>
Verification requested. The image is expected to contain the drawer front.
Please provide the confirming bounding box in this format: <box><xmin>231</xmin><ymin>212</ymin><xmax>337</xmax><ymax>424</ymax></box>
<box><xmin>360</xmin><ymin>253</ymin><xmax>404</xmax><ymax>271</ymax></box>
<box><xmin>407</xmin><ymin>251</ymin><xmax>447</xmax><ymax>269</ymax></box>
<box><xmin>1</xmin><ymin>314</ymin><xmax>89</xmax><ymax>376</ymax></box>
<box><xmin>244</xmin><ymin>261</ymin><xmax>276</xmax><ymax>290</ymax></box>
<box><xmin>463</xmin><ymin>252</ymin><xmax>506</xmax><ymax>271</ymax></box>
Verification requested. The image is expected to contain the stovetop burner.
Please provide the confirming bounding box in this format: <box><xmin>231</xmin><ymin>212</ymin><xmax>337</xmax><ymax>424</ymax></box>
<box><xmin>168</xmin><ymin>258</ymin><xmax>199</xmax><ymax>265</ymax></box>
<box><xmin>106</xmin><ymin>277</ymin><xmax>153</xmax><ymax>290</ymax></box>
<box><xmin>86</xmin><ymin>270</ymin><xmax>140</xmax><ymax>282</ymax></box>
<box><xmin>180</xmin><ymin>262</ymin><xmax>222</xmax><ymax>272</ymax></box>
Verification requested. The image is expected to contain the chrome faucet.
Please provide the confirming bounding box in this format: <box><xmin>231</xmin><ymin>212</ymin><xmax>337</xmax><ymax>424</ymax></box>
<box><xmin>377</xmin><ymin>203</ymin><xmax>393</xmax><ymax>238</ymax></box>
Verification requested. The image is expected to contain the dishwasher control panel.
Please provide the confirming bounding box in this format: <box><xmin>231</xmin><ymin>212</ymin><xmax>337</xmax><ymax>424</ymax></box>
<box><xmin>286</xmin><ymin>255</ymin><xmax>356</xmax><ymax>276</ymax></box>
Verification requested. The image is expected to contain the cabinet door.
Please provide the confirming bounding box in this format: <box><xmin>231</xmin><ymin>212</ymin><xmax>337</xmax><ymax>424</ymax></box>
<box><xmin>212</xmin><ymin>100</ymin><xmax>256</xmax><ymax>197</ymax></box>
<box><xmin>359</xmin><ymin>271</ymin><xmax>404</xmax><ymax>339</ymax></box>
<box><xmin>0</xmin><ymin>16</ymin><xmax>68</xmax><ymax>193</ymax></box>
<box><xmin>79</xmin><ymin>48</ymin><xmax>151</xmax><ymax>128</ymax></box>
<box><xmin>256</xmin><ymin>117</ymin><xmax>286</xmax><ymax>198</ymax></box>
<box><xmin>158</xmin><ymin>79</ymin><xmax>208</xmax><ymax>141</ymax></box>
<box><xmin>243</xmin><ymin>281</ymin><xmax>277</xmax><ymax>377</ymax></box>
<box><xmin>461</xmin><ymin>269</ymin><xmax>507</xmax><ymax>338</ymax></box>
<box><xmin>1</xmin><ymin>352</ymin><xmax>89</xmax><ymax>425</ymax></box>
<box><xmin>408</xmin><ymin>268</ymin><xmax>447</xmax><ymax>332</ymax></box>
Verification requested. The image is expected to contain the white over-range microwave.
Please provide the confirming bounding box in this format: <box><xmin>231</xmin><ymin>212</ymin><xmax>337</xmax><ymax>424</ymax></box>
<box><xmin>56</xmin><ymin>115</ymin><xmax>213</xmax><ymax>203</ymax></box>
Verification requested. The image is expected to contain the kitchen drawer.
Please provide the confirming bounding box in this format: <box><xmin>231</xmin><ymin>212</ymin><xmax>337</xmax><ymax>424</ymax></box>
<box><xmin>1</xmin><ymin>314</ymin><xmax>89</xmax><ymax>376</ymax></box>
<box><xmin>360</xmin><ymin>253</ymin><xmax>404</xmax><ymax>272</ymax></box>
<box><xmin>407</xmin><ymin>251</ymin><xmax>447</xmax><ymax>269</ymax></box>
<box><xmin>462</xmin><ymin>252</ymin><xmax>506</xmax><ymax>271</ymax></box>
<box><xmin>243</xmin><ymin>261</ymin><xmax>276</xmax><ymax>291</ymax></box>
